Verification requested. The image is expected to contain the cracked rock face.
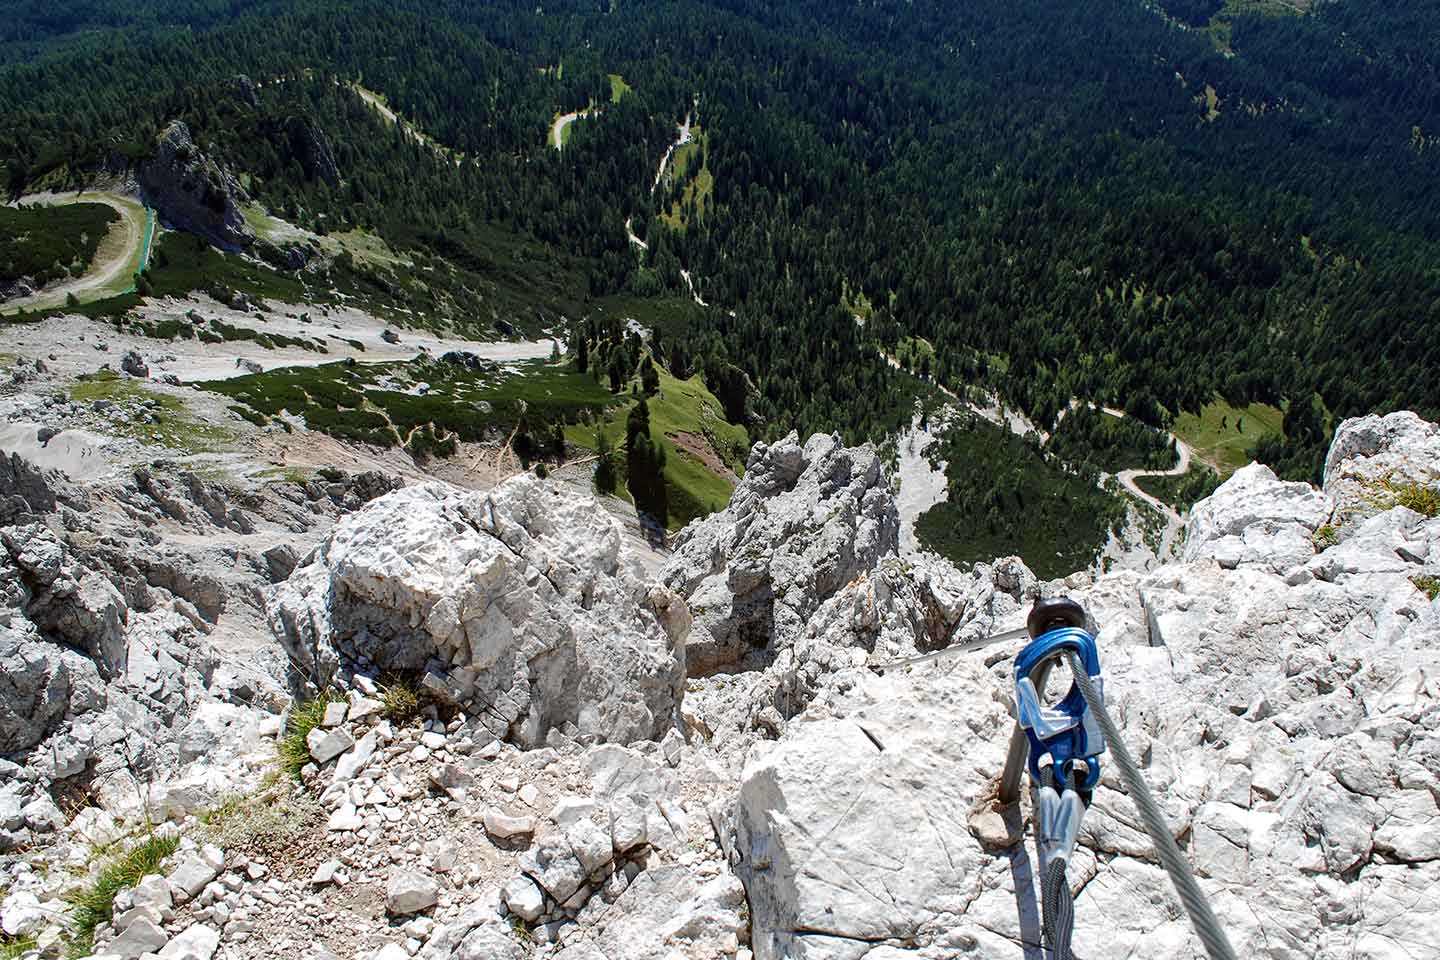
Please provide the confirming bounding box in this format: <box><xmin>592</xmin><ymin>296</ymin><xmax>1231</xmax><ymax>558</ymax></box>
<box><xmin>268</xmin><ymin>476</ymin><xmax>689</xmax><ymax>748</ymax></box>
<box><xmin>0</xmin><ymin>452</ymin><xmax>388</xmax><ymax>844</ymax></box>
<box><xmin>138</xmin><ymin>121</ymin><xmax>254</xmax><ymax>250</ymax></box>
<box><xmin>662</xmin><ymin>432</ymin><xmax>900</xmax><ymax>675</ymax></box>
<box><xmin>1183</xmin><ymin>462</ymin><xmax>1332</xmax><ymax>574</ymax></box>
<box><xmin>1325</xmin><ymin>411</ymin><xmax>1440</xmax><ymax>524</ymax></box>
<box><xmin>731</xmin><ymin>414</ymin><xmax>1440</xmax><ymax>960</ymax></box>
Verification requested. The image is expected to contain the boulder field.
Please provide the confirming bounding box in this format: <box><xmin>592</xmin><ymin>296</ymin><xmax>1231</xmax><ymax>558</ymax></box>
<box><xmin>1</xmin><ymin>413</ymin><xmax>1437</xmax><ymax>960</ymax></box>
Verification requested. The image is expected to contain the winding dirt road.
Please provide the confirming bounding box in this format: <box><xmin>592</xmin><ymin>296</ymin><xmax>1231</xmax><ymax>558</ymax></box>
<box><xmin>552</xmin><ymin>109</ymin><xmax>595</xmax><ymax>150</ymax></box>
<box><xmin>1116</xmin><ymin>431</ymin><xmax>1193</xmax><ymax>522</ymax></box>
<box><xmin>2</xmin><ymin>192</ymin><xmax>153</xmax><ymax>316</ymax></box>
<box><xmin>1062</xmin><ymin>401</ymin><xmax>1198</xmax><ymax>524</ymax></box>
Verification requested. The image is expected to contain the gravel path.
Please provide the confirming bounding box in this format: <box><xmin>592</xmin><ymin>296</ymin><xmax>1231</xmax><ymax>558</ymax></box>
<box><xmin>2</xmin><ymin>191</ymin><xmax>152</xmax><ymax>315</ymax></box>
<box><xmin>5</xmin><ymin>304</ymin><xmax>556</xmax><ymax>383</ymax></box>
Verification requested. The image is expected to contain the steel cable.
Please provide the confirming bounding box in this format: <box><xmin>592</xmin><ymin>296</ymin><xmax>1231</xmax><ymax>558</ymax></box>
<box><xmin>1062</xmin><ymin>650</ymin><xmax>1239</xmax><ymax>960</ymax></box>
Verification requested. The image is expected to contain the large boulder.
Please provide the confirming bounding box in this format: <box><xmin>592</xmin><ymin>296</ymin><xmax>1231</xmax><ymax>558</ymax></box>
<box><xmin>1324</xmin><ymin>411</ymin><xmax>1440</xmax><ymax>525</ymax></box>
<box><xmin>268</xmin><ymin>476</ymin><xmax>689</xmax><ymax>747</ymax></box>
<box><xmin>139</xmin><ymin>121</ymin><xmax>254</xmax><ymax>250</ymax></box>
<box><xmin>662</xmin><ymin>432</ymin><xmax>899</xmax><ymax>674</ymax></box>
<box><xmin>735</xmin><ymin>667</ymin><xmax>1010</xmax><ymax>960</ymax></box>
<box><xmin>1183</xmin><ymin>462</ymin><xmax>1332</xmax><ymax>575</ymax></box>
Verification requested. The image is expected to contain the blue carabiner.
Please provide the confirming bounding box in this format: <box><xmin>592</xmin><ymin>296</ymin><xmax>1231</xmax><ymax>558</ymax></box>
<box><xmin>1014</xmin><ymin>626</ymin><xmax>1106</xmax><ymax>792</ymax></box>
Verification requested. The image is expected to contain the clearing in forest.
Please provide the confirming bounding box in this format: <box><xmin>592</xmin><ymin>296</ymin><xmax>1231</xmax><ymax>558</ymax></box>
<box><xmin>1172</xmin><ymin>398</ymin><xmax>1284</xmax><ymax>474</ymax></box>
<box><xmin>565</xmin><ymin>364</ymin><xmax>748</xmax><ymax>530</ymax></box>
<box><xmin>658</xmin><ymin>128</ymin><xmax>713</xmax><ymax>229</ymax></box>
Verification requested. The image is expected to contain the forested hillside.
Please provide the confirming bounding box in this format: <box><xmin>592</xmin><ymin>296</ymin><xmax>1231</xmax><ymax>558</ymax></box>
<box><xmin>4</xmin><ymin>0</ymin><xmax>1438</xmax><ymax>481</ymax></box>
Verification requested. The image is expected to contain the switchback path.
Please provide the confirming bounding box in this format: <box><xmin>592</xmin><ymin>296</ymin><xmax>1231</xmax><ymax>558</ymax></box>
<box><xmin>3</xmin><ymin>192</ymin><xmax>155</xmax><ymax>315</ymax></box>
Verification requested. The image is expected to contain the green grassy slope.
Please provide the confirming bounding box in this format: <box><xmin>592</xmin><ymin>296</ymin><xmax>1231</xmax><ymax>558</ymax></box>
<box><xmin>1172</xmin><ymin>399</ymin><xmax>1284</xmax><ymax>475</ymax></box>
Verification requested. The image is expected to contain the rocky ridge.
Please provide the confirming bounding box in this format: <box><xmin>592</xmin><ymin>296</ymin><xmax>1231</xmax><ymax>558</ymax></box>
<box><xmin>139</xmin><ymin>122</ymin><xmax>254</xmax><ymax>251</ymax></box>
<box><xmin>0</xmin><ymin>450</ymin><xmax>401</xmax><ymax>836</ymax></box>
<box><xmin>0</xmin><ymin>416</ymin><xmax>1437</xmax><ymax>960</ymax></box>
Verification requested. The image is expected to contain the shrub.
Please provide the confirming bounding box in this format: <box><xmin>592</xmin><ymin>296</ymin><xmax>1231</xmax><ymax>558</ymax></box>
<box><xmin>380</xmin><ymin>679</ymin><xmax>421</xmax><ymax>723</ymax></box>
<box><xmin>1413</xmin><ymin>575</ymin><xmax>1440</xmax><ymax>601</ymax></box>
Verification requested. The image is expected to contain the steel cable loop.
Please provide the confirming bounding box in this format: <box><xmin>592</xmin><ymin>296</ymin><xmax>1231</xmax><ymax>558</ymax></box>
<box><xmin>1042</xmin><ymin>859</ymin><xmax>1075</xmax><ymax>960</ymax></box>
<box><xmin>1061</xmin><ymin>650</ymin><xmax>1240</xmax><ymax>960</ymax></box>
<box><xmin>1036</xmin><ymin>760</ymin><xmax>1077</xmax><ymax>959</ymax></box>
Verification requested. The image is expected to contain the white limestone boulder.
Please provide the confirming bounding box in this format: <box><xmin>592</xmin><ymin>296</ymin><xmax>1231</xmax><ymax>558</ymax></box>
<box><xmin>1324</xmin><ymin>411</ymin><xmax>1440</xmax><ymax>523</ymax></box>
<box><xmin>1183</xmin><ymin>462</ymin><xmax>1332</xmax><ymax>574</ymax></box>
<box><xmin>267</xmin><ymin>476</ymin><xmax>688</xmax><ymax>747</ymax></box>
<box><xmin>661</xmin><ymin>432</ymin><xmax>900</xmax><ymax>673</ymax></box>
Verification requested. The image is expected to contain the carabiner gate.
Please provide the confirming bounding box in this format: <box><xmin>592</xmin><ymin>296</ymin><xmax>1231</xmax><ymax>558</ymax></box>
<box><xmin>1014</xmin><ymin>625</ymin><xmax>1106</xmax><ymax>794</ymax></box>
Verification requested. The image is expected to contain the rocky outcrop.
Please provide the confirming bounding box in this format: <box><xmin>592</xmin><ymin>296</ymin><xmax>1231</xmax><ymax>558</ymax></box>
<box><xmin>232</xmin><ymin>74</ymin><xmax>260</xmax><ymax>110</ymax></box>
<box><xmin>285</xmin><ymin>115</ymin><xmax>340</xmax><ymax>186</ymax></box>
<box><xmin>1183</xmin><ymin>461</ymin><xmax>1332</xmax><ymax>573</ymax></box>
<box><xmin>0</xmin><ymin>452</ymin><xmax>404</xmax><ymax>852</ymax></box>
<box><xmin>139</xmin><ymin>121</ymin><xmax>254</xmax><ymax>250</ymax></box>
<box><xmin>662</xmin><ymin>432</ymin><xmax>899</xmax><ymax>674</ymax></box>
<box><xmin>731</xmin><ymin>416</ymin><xmax>1440</xmax><ymax>960</ymax></box>
<box><xmin>1325</xmin><ymin>411</ymin><xmax>1440</xmax><ymax>524</ymax></box>
<box><xmin>268</xmin><ymin>476</ymin><xmax>689</xmax><ymax>747</ymax></box>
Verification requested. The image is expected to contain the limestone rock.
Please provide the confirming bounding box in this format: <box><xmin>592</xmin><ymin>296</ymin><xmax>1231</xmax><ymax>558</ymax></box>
<box><xmin>306</xmin><ymin>726</ymin><xmax>354</xmax><ymax>764</ymax></box>
<box><xmin>333</xmin><ymin>731</ymin><xmax>378</xmax><ymax>782</ymax></box>
<box><xmin>483</xmin><ymin>809</ymin><xmax>535</xmax><ymax>841</ymax></box>
<box><xmin>0</xmin><ymin>890</ymin><xmax>44</xmax><ymax>937</ymax></box>
<box><xmin>138</xmin><ymin>122</ymin><xmax>253</xmax><ymax>250</ymax></box>
<box><xmin>155</xmin><ymin>923</ymin><xmax>221</xmax><ymax>959</ymax></box>
<box><xmin>1183</xmin><ymin>462</ymin><xmax>1332</xmax><ymax>574</ymax></box>
<box><xmin>107</xmin><ymin>916</ymin><xmax>169</xmax><ymax>959</ymax></box>
<box><xmin>503</xmin><ymin>876</ymin><xmax>545</xmax><ymax>923</ymax></box>
<box><xmin>386</xmin><ymin>869</ymin><xmax>440</xmax><ymax>916</ymax></box>
<box><xmin>167</xmin><ymin>859</ymin><xmax>219</xmax><ymax>904</ymax></box>
<box><xmin>1325</xmin><ymin>411</ymin><xmax>1440</xmax><ymax>523</ymax></box>
<box><xmin>730</xmin><ymin>417</ymin><xmax>1440</xmax><ymax>959</ymax></box>
<box><xmin>553</xmin><ymin>866</ymin><xmax>747</xmax><ymax>960</ymax></box>
<box><xmin>268</xmin><ymin>476</ymin><xmax>687</xmax><ymax>747</ymax></box>
<box><xmin>661</xmin><ymin>432</ymin><xmax>899</xmax><ymax>673</ymax></box>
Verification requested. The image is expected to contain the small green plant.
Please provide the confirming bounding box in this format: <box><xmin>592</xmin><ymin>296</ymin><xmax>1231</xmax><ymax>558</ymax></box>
<box><xmin>198</xmin><ymin>792</ymin><xmax>248</xmax><ymax>827</ymax></box>
<box><xmin>278</xmin><ymin>692</ymin><xmax>341</xmax><ymax>778</ymax></box>
<box><xmin>1413</xmin><ymin>575</ymin><xmax>1440</xmax><ymax>601</ymax></box>
<box><xmin>508</xmin><ymin>915</ymin><xmax>536</xmax><ymax>945</ymax></box>
<box><xmin>195</xmin><ymin>783</ymin><xmax>320</xmax><ymax>858</ymax></box>
<box><xmin>66</xmin><ymin>830</ymin><xmax>179</xmax><ymax>949</ymax></box>
<box><xmin>1312</xmin><ymin>524</ymin><xmax>1339</xmax><ymax>549</ymax></box>
<box><xmin>1391</xmin><ymin>480</ymin><xmax>1440</xmax><ymax>518</ymax></box>
<box><xmin>1</xmin><ymin>934</ymin><xmax>37</xmax><ymax>959</ymax></box>
<box><xmin>380</xmin><ymin>679</ymin><xmax>421</xmax><ymax>723</ymax></box>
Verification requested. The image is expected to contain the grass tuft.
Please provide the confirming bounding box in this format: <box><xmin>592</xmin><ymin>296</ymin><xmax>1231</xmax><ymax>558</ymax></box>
<box><xmin>380</xmin><ymin>679</ymin><xmax>421</xmax><ymax>723</ymax></box>
<box><xmin>198</xmin><ymin>792</ymin><xmax>248</xmax><ymax>827</ymax></box>
<box><xmin>1312</xmin><ymin>524</ymin><xmax>1339</xmax><ymax>550</ymax></box>
<box><xmin>508</xmin><ymin>915</ymin><xmax>536</xmax><ymax>945</ymax></box>
<box><xmin>1413</xmin><ymin>575</ymin><xmax>1440</xmax><ymax>602</ymax></box>
<box><xmin>1</xmin><ymin>934</ymin><xmax>37</xmax><ymax>960</ymax></box>
<box><xmin>278</xmin><ymin>692</ymin><xmax>342</xmax><ymax>778</ymax></box>
<box><xmin>1389</xmin><ymin>480</ymin><xmax>1440</xmax><ymax>518</ymax></box>
<box><xmin>66</xmin><ymin>830</ymin><xmax>180</xmax><ymax>947</ymax></box>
